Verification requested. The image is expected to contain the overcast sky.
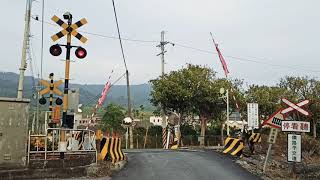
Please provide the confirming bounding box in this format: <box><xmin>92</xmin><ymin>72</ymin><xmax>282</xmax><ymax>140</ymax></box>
<box><xmin>2</xmin><ymin>0</ymin><xmax>320</xmax><ymax>87</ymax></box>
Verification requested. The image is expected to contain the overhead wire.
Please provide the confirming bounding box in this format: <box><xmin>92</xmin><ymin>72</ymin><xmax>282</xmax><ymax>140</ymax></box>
<box><xmin>32</xmin><ymin>18</ymin><xmax>320</xmax><ymax>73</ymax></box>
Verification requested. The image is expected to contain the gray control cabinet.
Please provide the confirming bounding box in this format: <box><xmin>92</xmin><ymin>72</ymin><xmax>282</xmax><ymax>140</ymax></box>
<box><xmin>0</xmin><ymin>97</ymin><xmax>30</xmax><ymax>167</ymax></box>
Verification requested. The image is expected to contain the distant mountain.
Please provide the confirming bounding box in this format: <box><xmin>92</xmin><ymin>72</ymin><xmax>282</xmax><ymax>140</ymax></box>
<box><xmin>0</xmin><ymin>72</ymin><xmax>154</xmax><ymax>109</ymax></box>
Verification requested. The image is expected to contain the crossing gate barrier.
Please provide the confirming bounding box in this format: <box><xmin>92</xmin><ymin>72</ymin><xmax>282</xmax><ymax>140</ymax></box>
<box><xmin>249</xmin><ymin>133</ymin><xmax>262</xmax><ymax>143</ymax></box>
<box><xmin>223</xmin><ymin>137</ymin><xmax>244</xmax><ymax>156</ymax></box>
<box><xmin>98</xmin><ymin>136</ymin><xmax>125</xmax><ymax>164</ymax></box>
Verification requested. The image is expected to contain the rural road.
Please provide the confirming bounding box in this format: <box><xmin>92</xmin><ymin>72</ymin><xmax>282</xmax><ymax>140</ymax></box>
<box><xmin>111</xmin><ymin>149</ymin><xmax>260</xmax><ymax>180</ymax></box>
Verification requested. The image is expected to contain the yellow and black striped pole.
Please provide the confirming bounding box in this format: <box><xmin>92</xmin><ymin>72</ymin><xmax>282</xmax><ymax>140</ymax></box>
<box><xmin>60</xmin><ymin>15</ymin><xmax>73</xmax><ymax>159</ymax></box>
<box><xmin>62</xmin><ymin>16</ymin><xmax>72</xmax><ymax>128</ymax></box>
<box><xmin>48</xmin><ymin>73</ymin><xmax>54</xmax><ymax>127</ymax></box>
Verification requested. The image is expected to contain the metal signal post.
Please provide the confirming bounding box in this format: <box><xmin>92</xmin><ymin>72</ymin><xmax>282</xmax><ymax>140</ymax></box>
<box><xmin>50</xmin><ymin>12</ymin><xmax>88</xmax><ymax>158</ymax></box>
<box><xmin>62</xmin><ymin>15</ymin><xmax>73</xmax><ymax>128</ymax></box>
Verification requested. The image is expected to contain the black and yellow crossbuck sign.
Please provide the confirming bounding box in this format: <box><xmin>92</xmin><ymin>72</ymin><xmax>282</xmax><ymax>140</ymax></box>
<box><xmin>51</xmin><ymin>15</ymin><xmax>88</xmax><ymax>43</ymax></box>
<box><xmin>39</xmin><ymin>79</ymin><xmax>63</xmax><ymax>96</ymax></box>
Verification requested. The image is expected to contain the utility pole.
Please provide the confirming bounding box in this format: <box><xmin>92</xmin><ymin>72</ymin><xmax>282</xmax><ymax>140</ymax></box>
<box><xmin>157</xmin><ymin>31</ymin><xmax>174</xmax><ymax>148</ymax></box>
<box><xmin>111</xmin><ymin>0</ymin><xmax>133</xmax><ymax>149</ymax></box>
<box><xmin>126</xmin><ymin>70</ymin><xmax>134</xmax><ymax>149</ymax></box>
<box><xmin>17</xmin><ymin>0</ymin><xmax>32</xmax><ymax>99</ymax></box>
<box><xmin>157</xmin><ymin>31</ymin><xmax>175</xmax><ymax>76</ymax></box>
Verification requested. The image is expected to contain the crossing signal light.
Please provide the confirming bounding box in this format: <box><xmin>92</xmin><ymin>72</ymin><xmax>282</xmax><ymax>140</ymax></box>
<box><xmin>56</xmin><ymin>97</ymin><xmax>63</xmax><ymax>105</ymax></box>
<box><xmin>75</xmin><ymin>47</ymin><xmax>87</xmax><ymax>59</ymax></box>
<box><xmin>39</xmin><ymin>97</ymin><xmax>47</xmax><ymax>105</ymax></box>
<box><xmin>50</xmin><ymin>44</ymin><xmax>62</xmax><ymax>56</ymax></box>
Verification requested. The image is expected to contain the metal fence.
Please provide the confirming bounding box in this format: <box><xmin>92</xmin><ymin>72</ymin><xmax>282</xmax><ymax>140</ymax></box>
<box><xmin>27</xmin><ymin>128</ymin><xmax>97</xmax><ymax>163</ymax></box>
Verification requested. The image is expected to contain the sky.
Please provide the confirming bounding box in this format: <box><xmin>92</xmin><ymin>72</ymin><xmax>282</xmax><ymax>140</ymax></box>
<box><xmin>1</xmin><ymin>0</ymin><xmax>320</xmax><ymax>87</ymax></box>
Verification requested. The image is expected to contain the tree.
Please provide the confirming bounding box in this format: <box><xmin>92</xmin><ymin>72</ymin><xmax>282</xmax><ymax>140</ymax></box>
<box><xmin>150</xmin><ymin>64</ymin><xmax>230</xmax><ymax>145</ymax></box>
<box><xmin>101</xmin><ymin>103</ymin><xmax>125</xmax><ymax>134</ymax></box>
<box><xmin>245</xmin><ymin>85</ymin><xmax>289</xmax><ymax>118</ymax></box>
<box><xmin>279</xmin><ymin>76</ymin><xmax>320</xmax><ymax>138</ymax></box>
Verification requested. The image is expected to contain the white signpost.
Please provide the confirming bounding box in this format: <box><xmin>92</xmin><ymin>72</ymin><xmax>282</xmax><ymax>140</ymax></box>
<box><xmin>281</xmin><ymin>121</ymin><xmax>310</xmax><ymax>133</ymax></box>
<box><xmin>247</xmin><ymin>103</ymin><xmax>259</xmax><ymax>129</ymax></box>
<box><xmin>280</xmin><ymin>98</ymin><xmax>310</xmax><ymax>177</ymax></box>
<box><xmin>288</xmin><ymin>134</ymin><xmax>301</xmax><ymax>162</ymax></box>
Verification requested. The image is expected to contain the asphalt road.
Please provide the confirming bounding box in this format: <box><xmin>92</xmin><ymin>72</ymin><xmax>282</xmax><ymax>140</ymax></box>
<box><xmin>112</xmin><ymin>149</ymin><xmax>260</xmax><ymax>180</ymax></box>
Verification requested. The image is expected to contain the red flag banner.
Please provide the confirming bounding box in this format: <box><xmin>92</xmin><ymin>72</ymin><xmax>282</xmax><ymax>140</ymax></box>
<box><xmin>214</xmin><ymin>43</ymin><xmax>229</xmax><ymax>77</ymax></box>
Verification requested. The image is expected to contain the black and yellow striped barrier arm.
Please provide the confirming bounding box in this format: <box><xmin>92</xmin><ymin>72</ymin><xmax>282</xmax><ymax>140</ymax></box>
<box><xmin>249</xmin><ymin>133</ymin><xmax>262</xmax><ymax>143</ymax></box>
<box><xmin>223</xmin><ymin>137</ymin><xmax>244</xmax><ymax>156</ymax></box>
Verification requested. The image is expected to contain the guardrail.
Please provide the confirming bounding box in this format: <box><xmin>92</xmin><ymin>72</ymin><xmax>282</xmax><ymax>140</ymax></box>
<box><xmin>27</xmin><ymin>128</ymin><xmax>97</xmax><ymax>164</ymax></box>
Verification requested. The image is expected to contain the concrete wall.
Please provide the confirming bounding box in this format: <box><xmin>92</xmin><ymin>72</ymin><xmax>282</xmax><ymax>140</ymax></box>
<box><xmin>0</xmin><ymin>97</ymin><xmax>30</xmax><ymax>168</ymax></box>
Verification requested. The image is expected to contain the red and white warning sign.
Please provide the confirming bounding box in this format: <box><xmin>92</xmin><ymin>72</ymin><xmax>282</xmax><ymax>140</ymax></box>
<box><xmin>281</xmin><ymin>98</ymin><xmax>311</xmax><ymax>116</ymax></box>
<box><xmin>262</xmin><ymin>109</ymin><xmax>285</xmax><ymax>129</ymax></box>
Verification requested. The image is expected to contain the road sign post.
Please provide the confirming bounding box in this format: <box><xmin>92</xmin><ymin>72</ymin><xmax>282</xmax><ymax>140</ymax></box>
<box><xmin>263</xmin><ymin>128</ymin><xmax>279</xmax><ymax>172</ymax></box>
<box><xmin>38</xmin><ymin>73</ymin><xmax>63</xmax><ymax>128</ymax></box>
<box><xmin>280</xmin><ymin>98</ymin><xmax>310</xmax><ymax>178</ymax></box>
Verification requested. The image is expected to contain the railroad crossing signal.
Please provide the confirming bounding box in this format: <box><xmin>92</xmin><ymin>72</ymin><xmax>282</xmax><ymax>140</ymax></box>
<box><xmin>51</xmin><ymin>15</ymin><xmax>88</xmax><ymax>43</ymax></box>
<box><xmin>281</xmin><ymin>98</ymin><xmax>311</xmax><ymax>116</ymax></box>
<box><xmin>39</xmin><ymin>79</ymin><xmax>63</xmax><ymax>96</ymax></box>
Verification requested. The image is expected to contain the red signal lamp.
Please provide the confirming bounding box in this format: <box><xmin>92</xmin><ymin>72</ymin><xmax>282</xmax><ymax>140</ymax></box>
<box><xmin>49</xmin><ymin>44</ymin><xmax>62</xmax><ymax>56</ymax></box>
<box><xmin>75</xmin><ymin>47</ymin><xmax>87</xmax><ymax>59</ymax></box>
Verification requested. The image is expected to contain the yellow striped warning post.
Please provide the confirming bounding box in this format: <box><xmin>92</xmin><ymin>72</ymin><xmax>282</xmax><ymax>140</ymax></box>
<box><xmin>117</xmin><ymin>138</ymin><xmax>125</xmax><ymax>161</ymax></box>
<box><xmin>249</xmin><ymin>133</ymin><xmax>262</xmax><ymax>143</ymax></box>
<box><xmin>223</xmin><ymin>137</ymin><xmax>244</xmax><ymax>156</ymax></box>
<box><xmin>97</xmin><ymin>134</ymin><xmax>126</xmax><ymax>163</ymax></box>
<box><xmin>99</xmin><ymin>137</ymin><xmax>111</xmax><ymax>161</ymax></box>
<box><xmin>170</xmin><ymin>137</ymin><xmax>179</xmax><ymax>149</ymax></box>
<box><xmin>114</xmin><ymin>137</ymin><xmax>120</xmax><ymax>162</ymax></box>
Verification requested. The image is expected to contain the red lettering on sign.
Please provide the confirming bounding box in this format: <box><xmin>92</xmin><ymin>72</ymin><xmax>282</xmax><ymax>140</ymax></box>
<box><xmin>292</xmin><ymin>123</ymin><xmax>298</xmax><ymax>130</ymax></box>
<box><xmin>283</xmin><ymin>122</ymin><xmax>290</xmax><ymax>129</ymax></box>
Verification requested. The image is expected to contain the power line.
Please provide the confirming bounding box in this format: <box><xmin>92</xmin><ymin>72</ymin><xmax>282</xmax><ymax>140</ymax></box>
<box><xmin>33</xmin><ymin>18</ymin><xmax>320</xmax><ymax>73</ymax></box>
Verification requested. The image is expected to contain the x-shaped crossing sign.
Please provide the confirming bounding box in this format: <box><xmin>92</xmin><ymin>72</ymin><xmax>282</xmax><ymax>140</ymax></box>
<box><xmin>51</xmin><ymin>15</ymin><xmax>88</xmax><ymax>43</ymax></box>
<box><xmin>39</xmin><ymin>79</ymin><xmax>63</xmax><ymax>96</ymax></box>
<box><xmin>281</xmin><ymin>98</ymin><xmax>311</xmax><ymax>116</ymax></box>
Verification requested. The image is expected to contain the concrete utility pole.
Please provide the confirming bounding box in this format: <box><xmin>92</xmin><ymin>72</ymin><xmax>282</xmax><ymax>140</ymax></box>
<box><xmin>157</xmin><ymin>31</ymin><xmax>174</xmax><ymax>148</ymax></box>
<box><xmin>157</xmin><ymin>31</ymin><xmax>174</xmax><ymax>77</ymax></box>
<box><xmin>126</xmin><ymin>70</ymin><xmax>134</xmax><ymax>149</ymax></box>
<box><xmin>17</xmin><ymin>0</ymin><xmax>32</xmax><ymax>99</ymax></box>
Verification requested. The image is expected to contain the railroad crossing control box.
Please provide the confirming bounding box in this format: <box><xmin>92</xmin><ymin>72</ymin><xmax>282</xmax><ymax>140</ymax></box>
<box><xmin>0</xmin><ymin>97</ymin><xmax>30</xmax><ymax>167</ymax></box>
